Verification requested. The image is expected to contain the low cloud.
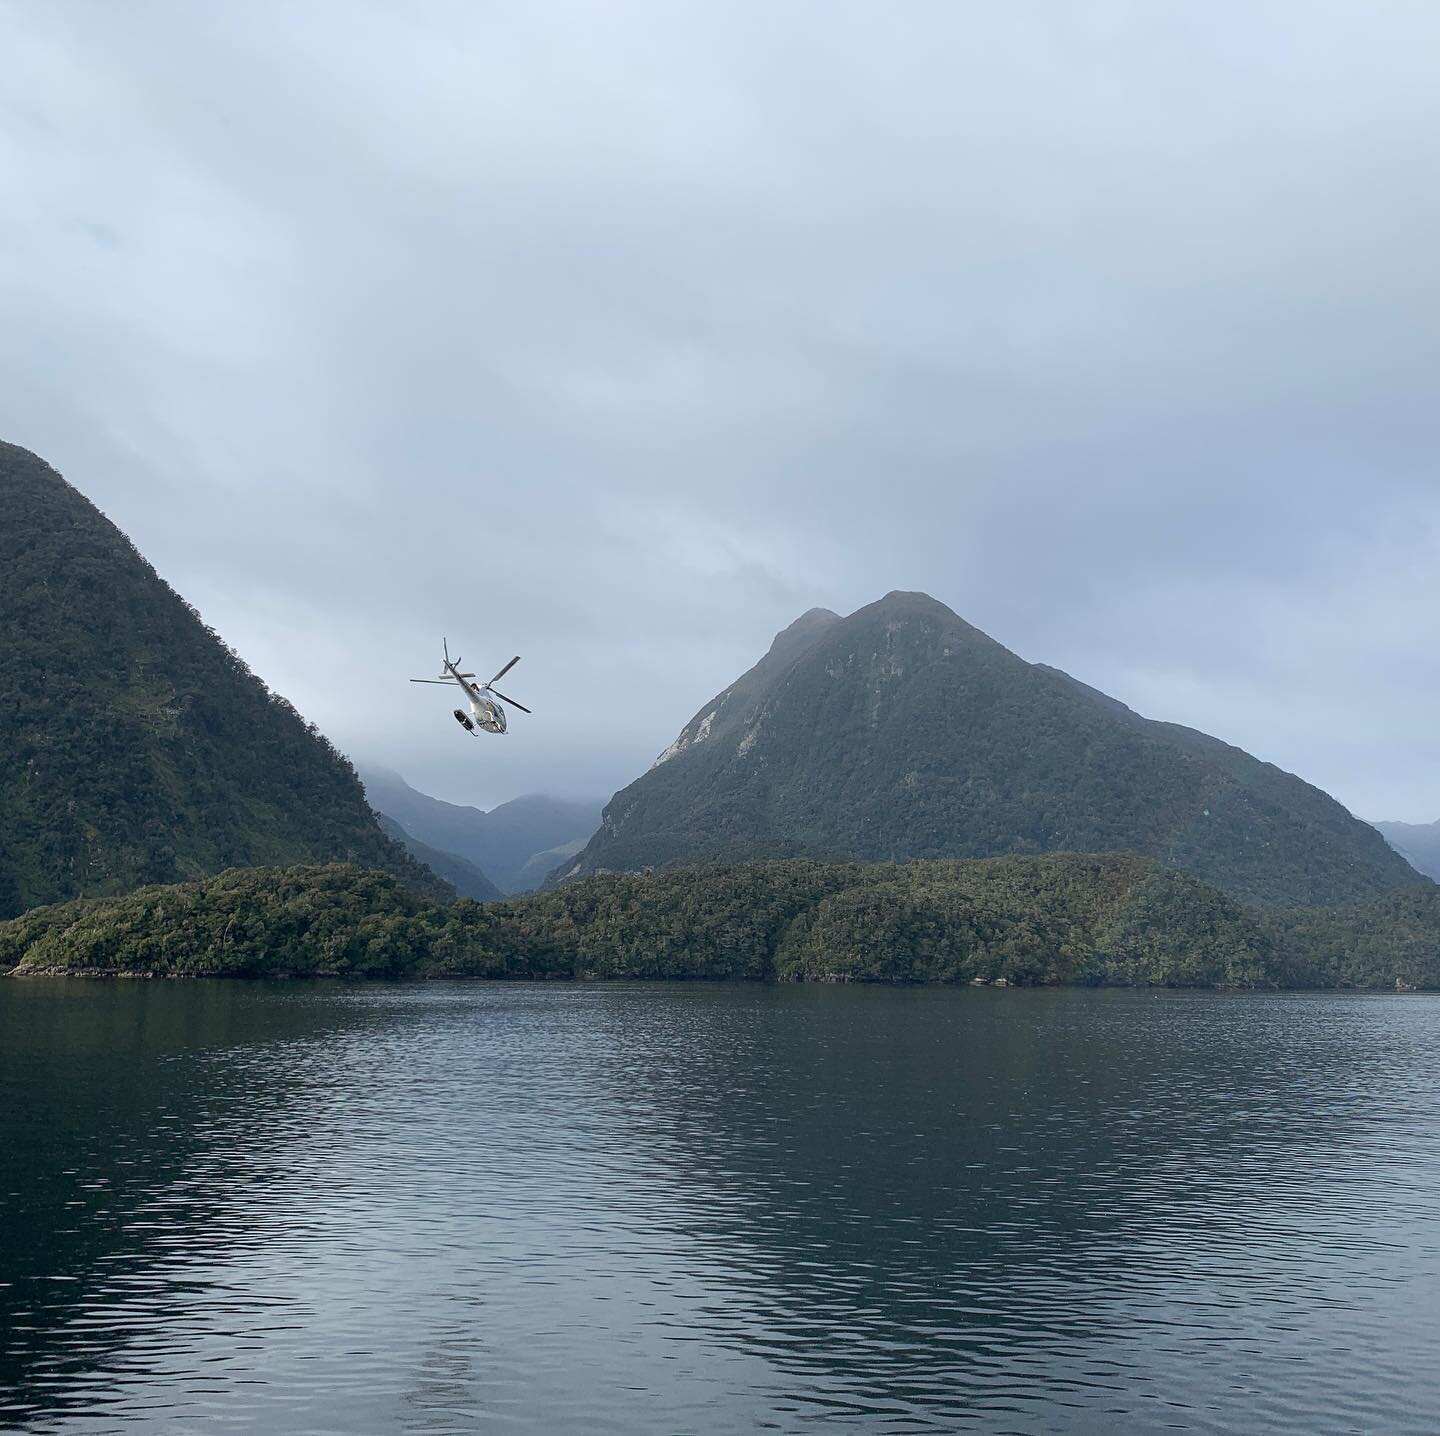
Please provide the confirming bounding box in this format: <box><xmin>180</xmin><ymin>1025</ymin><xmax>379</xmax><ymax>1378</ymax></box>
<box><xmin>3</xmin><ymin>0</ymin><xmax>1437</xmax><ymax>817</ymax></box>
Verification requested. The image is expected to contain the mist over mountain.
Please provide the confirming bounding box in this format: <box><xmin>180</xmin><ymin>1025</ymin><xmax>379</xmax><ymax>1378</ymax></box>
<box><xmin>1373</xmin><ymin>820</ymin><xmax>1440</xmax><ymax>883</ymax></box>
<box><xmin>0</xmin><ymin>442</ymin><xmax>447</xmax><ymax>917</ymax></box>
<box><xmin>374</xmin><ymin>814</ymin><xmax>502</xmax><ymax>902</ymax></box>
<box><xmin>359</xmin><ymin>766</ymin><xmax>600</xmax><ymax>894</ymax></box>
<box><xmin>562</xmin><ymin>591</ymin><xmax>1421</xmax><ymax>907</ymax></box>
<box><xmin>4</xmin><ymin>433</ymin><xmax>1417</xmax><ymax>925</ymax></box>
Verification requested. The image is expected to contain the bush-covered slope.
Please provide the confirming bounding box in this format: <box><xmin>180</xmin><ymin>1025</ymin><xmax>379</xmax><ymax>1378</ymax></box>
<box><xmin>0</xmin><ymin>441</ymin><xmax>447</xmax><ymax>916</ymax></box>
<box><xmin>0</xmin><ymin>866</ymin><xmax>433</xmax><ymax>978</ymax></box>
<box><xmin>563</xmin><ymin>592</ymin><xmax>1420</xmax><ymax>907</ymax></box>
<box><xmin>7</xmin><ymin>855</ymin><xmax>1439</xmax><ymax>990</ymax></box>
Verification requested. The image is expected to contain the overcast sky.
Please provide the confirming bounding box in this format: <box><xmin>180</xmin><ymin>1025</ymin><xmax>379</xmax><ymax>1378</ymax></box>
<box><xmin>3</xmin><ymin>1</ymin><xmax>1438</xmax><ymax>819</ymax></box>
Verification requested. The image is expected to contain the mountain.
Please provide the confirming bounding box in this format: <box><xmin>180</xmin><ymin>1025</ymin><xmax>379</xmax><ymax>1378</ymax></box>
<box><xmin>513</xmin><ymin>838</ymin><xmax>588</xmax><ymax>893</ymax></box>
<box><xmin>375</xmin><ymin>814</ymin><xmax>502</xmax><ymax>902</ymax></box>
<box><xmin>358</xmin><ymin>766</ymin><xmax>600</xmax><ymax>892</ymax></box>
<box><xmin>1373</xmin><ymin>820</ymin><xmax>1440</xmax><ymax>882</ymax></box>
<box><xmin>0</xmin><ymin>441</ymin><xmax>448</xmax><ymax>917</ymax></box>
<box><xmin>477</xmin><ymin>795</ymin><xmax>604</xmax><ymax>890</ymax></box>
<box><xmin>559</xmin><ymin>591</ymin><xmax>1421</xmax><ymax>907</ymax></box>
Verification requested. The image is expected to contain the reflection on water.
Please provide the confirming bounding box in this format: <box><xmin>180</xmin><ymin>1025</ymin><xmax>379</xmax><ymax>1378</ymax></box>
<box><xmin>2</xmin><ymin>981</ymin><xmax>1438</xmax><ymax>1433</ymax></box>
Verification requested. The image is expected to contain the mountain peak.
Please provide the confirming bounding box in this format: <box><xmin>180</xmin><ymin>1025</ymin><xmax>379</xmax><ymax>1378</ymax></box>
<box><xmin>852</xmin><ymin>589</ymin><xmax>998</xmax><ymax>639</ymax></box>
<box><xmin>565</xmin><ymin>590</ymin><xmax>1422</xmax><ymax>906</ymax></box>
<box><xmin>764</xmin><ymin>606</ymin><xmax>841</xmax><ymax>661</ymax></box>
<box><xmin>873</xmin><ymin>589</ymin><xmax>955</xmax><ymax>613</ymax></box>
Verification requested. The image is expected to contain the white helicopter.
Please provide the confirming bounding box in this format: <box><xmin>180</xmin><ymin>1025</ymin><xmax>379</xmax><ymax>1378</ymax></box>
<box><xmin>410</xmin><ymin>639</ymin><xmax>530</xmax><ymax>735</ymax></box>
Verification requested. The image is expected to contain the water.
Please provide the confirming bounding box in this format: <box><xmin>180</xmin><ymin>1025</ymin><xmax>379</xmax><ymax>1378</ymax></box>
<box><xmin>2</xmin><ymin>982</ymin><xmax>1438</xmax><ymax>1434</ymax></box>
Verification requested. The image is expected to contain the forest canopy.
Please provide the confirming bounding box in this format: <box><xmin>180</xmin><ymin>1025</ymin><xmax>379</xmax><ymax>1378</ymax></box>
<box><xmin>5</xmin><ymin>855</ymin><xmax>1439</xmax><ymax>990</ymax></box>
<box><xmin>0</xmin><ymin>442</ymin><xmax>447</xmax><ymax>917</ymax></box>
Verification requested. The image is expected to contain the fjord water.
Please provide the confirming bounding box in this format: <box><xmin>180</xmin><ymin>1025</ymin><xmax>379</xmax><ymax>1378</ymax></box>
<box><xmin>2</xmin><ymin>983</ymin><xmax>1438</xmax><ymax>1434</ymax></box>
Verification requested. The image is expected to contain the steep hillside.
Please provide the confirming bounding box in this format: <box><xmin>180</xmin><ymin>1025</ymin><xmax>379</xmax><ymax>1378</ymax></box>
<box><xmin>359</xmin><ymin>766</ymin><xmax>599</xmax><ymax>892</ymax></box>
<box><xmin>514</xmin><ymin>838</ymin><xmax>588</xmax><ymax>892</ymax></box>
<box><xmin>561</xmin><ymin>592</ymin><xmax>1420</xmax><ymax>907</ymax></box>
<box><xmin>1373</xmin><ymin>819</ymin><xmax>1440</xmax><ymax>882</ymax></box>
<box><xmin>0</xmin><ymin>441</ymin><xmax>447</xmax><ymax>916</ymax></box>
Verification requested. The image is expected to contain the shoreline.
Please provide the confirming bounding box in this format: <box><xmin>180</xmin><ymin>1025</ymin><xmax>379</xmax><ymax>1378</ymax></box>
<box><xmin>5</xmin><ymin>966</ymin><xmax>1435</xmax><ymax>993</ymax></box>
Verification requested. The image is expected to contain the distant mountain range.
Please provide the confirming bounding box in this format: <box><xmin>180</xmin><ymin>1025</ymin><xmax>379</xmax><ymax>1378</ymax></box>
<box><xmin>374</xmin><ymin>814</ymin><xmax>502</xmax><ymax>902</ymax></box>
<box><xmin>1373</xmin><ymin>820</ymin><xmax>1440</xmax><ymax>883</ymax></box>
<box><xmin>561</xmin><ymin>591</ymin><xmax>1422</xmax><ymax>907</ymax></box>
<box><xmin>358</xmin><ymin>766</ymin><xmax>600</xmax><ymax>894</ymax></box>
<box><xmin>0</xmin><ymin>442</ymin><xmax>447</xmax><ymax>917</ymax></box>
<box><xmin>3</xmin><ymin>437</ymin><xmax>1423</xmax><ymax>934</ymax></box>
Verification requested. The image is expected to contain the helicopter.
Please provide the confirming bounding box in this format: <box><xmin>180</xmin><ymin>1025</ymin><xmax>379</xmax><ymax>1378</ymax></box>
<box><xmin>410</xmin><ymin>639</ymin><xmax>530</xmax><ymax>735</ymax></box>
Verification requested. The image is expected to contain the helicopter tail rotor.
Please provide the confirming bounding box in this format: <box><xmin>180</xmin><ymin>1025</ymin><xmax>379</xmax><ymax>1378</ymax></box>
<box><xmin>439</xmin><ymin>637</ymin><xmax>468</xmax><ymax>675</ymax></box>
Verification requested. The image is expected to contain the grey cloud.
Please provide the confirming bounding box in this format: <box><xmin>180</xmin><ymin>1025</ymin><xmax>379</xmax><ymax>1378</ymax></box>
<box><xmin>2</xmin><ymin>0</ymin><xmax>1438</xmax><ymax>816</ymax></box>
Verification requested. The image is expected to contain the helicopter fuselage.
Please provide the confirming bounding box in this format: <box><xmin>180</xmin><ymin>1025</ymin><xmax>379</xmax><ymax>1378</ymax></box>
<box><xmin>443</xmin><ymin>662</ymin><xmax>507</xmax><ymax>734</ymax></box>
<box><xmin>413</xmin><ymin>642</ymin><xmax>525</xmax><ymax>738</ymax></box>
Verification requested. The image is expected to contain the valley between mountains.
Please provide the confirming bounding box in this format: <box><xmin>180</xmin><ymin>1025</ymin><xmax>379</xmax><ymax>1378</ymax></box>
<box><xmin>3</xmin><ymin>440</ymin><xmax>1436</xmax><ymax>988</ymax></box>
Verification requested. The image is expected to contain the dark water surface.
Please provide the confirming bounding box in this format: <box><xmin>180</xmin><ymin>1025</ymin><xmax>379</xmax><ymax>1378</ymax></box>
<box><xmin>2</xmin><ymin>982</ymin><xmax>1438</xmax><ymax>1434</ymax></box>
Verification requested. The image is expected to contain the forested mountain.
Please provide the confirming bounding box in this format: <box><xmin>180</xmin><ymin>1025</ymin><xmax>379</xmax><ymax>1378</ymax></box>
<box><xmin>359</xmin><ymin>766</ymin><xmax>599</xmax><ymax>892</ymax></box>
<box><xmin>1373</xmin><ymin>819</ymin><xmax>1440</xmax><ymax>882</ymax></box>
<box><xmin>561</xmin><ymin>591</ymin><xmax>1420</xmax><ymax>907</ymax></box>
<box><xmin>6</xmin><ymin>856</ymin><xmax>1439</xmax><ymax>991</ymax></box>
<box><xmin>513</xmin><ymin>838</ymin><xmax>588</xmax><ymax>892</ymax></box>
<box><xmin>479</xmin><ymin>795</ymin><xmax>603</xmax><ymax>889</ymax></box>
<box><xmin>375</xmin><ymin>815</ymin><xmax>502</xmax><ymax>901</ymax></box>
<box><xmin>0</xmin><ymin>441</ymin><xmax>448</xmax><ymax>917</ymax></box>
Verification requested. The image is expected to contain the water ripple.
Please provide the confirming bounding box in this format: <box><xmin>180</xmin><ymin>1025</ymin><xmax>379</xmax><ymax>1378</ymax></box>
<box><xmin>2</xmin><ymin>983</ymin><xmax>1439</xmax><ymax>1432</ymax></box>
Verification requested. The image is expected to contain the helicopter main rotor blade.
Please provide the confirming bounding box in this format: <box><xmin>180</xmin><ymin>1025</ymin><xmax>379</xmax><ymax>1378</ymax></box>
<box><xmin>489</xmin><ymin>655</ymin><xmax>521</xmax><ymax>685</ymax></box>
<box><xmin>410</xmin><ymin>678</ymin><xmax>453</xmax><ymax>684</ymax></box>
<box><xmin>491</xmin><ymin>689</ymin><xmax>531</xmax><ymax>714</ymax></box>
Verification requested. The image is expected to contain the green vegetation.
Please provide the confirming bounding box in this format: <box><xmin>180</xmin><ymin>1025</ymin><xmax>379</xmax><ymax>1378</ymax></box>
<box><xmin>6</xmin><ymin>855</ymin><xmax>1439</xmax><ymax>990</ymax></box>
<box><xmin>2</xmin><ymin>436</ymin><xmax>1427</xmax><ymax>991</ymax></box>
<box><xmin>565</xmin><ymin>592</ymin><xmax>1422</xmax><ymax>907</ymax></box>
<box><xmin>0</xmin><ymin>866</ymin><xmax>434</xmax><ymax>979</ymax></box>
<box><xmin>0</xmin><ymin>442</ymin><xmax>449</xmax><ymax>917</ymax></box>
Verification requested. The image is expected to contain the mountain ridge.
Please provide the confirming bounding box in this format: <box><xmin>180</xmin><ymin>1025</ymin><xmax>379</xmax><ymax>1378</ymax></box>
<box><xmin>560</xmin><ymin>590</ymin><xmax>1420</xmax><ymax>906</ymax></box>
<box><xmin>0</xmin><ymin>441</ymin><xmax>448</xmax><ymax>916</ymax></box>
<box><xmin>358</xmin><ymin>765</ymin><xmax>600</xmax><ymax>893</ymax></box>
<box><xmin>1373</xmin><ymin>819</ymin><xmax>1440</xmax><ymax>883</ymax></box>
<box><xmin>375</xmin><ymin>814</ymin><xmax>503</xmax><ymax>901</ymax></box>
